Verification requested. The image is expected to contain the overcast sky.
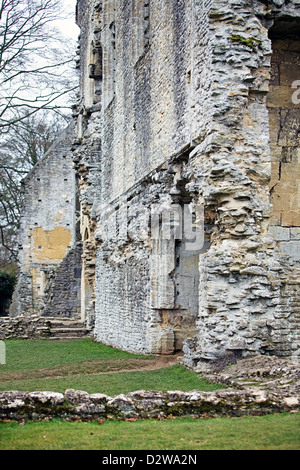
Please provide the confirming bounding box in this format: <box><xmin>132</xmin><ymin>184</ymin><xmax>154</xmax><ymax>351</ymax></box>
<box><xmin>57</xmin><ymin>0</ymin><xmax>80</xmax><ymax>40</ymax></box>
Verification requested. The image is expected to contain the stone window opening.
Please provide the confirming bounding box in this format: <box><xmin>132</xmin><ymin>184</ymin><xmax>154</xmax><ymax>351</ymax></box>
<box><xmin>89</xmin><ymin>38</ymin><xmax>103</xmax><ymax>104</ymax></box>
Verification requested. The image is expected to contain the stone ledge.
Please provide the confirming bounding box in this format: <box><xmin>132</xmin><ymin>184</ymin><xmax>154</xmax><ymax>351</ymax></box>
<box><xmin>0</xmin><ymin>356</ymin><xmax>299</xmax><ymax>422</ymax></box>
<box><xmin>0</xmin><ymin>316</ymin><xmax>51</xmax><ymax>340</ymax></box>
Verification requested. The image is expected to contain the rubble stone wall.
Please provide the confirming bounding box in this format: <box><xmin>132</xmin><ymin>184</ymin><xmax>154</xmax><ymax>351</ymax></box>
<box><xmin>72</xmin><ymin>0</ymin><xmax>300</xmax><ymax>362</ymax></box>
<box><xmin>182</xmin><ymin>1</ymin><xmax>300</xmax><ymax>367</ymax></box>
<box><xmin>10</xmin><ymin>125</ymin><xmax>81</xmax><ymax>319</ymax></box>
<box><xmin>0</xmin><ymin>316</ymin><xmax>51</xmax><ymax>340</ymax></box>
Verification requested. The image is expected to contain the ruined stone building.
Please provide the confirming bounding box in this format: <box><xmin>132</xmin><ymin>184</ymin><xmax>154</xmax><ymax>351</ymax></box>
<box><xmin>9</xmin><ymin>125</ymin><xmax>81</xmax><ymax>320</ymax></box>
<box><xmin>8</xmin><ymin>0</ymin><xmax>300</xmax><ymax>368</ymax></box>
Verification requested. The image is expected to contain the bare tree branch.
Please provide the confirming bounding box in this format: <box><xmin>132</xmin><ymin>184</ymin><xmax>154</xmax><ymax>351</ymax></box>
<box><xmin>0</xmin><ymin>0</ymin><xmax>77</xmax><ymax>131</ymax></box>
<box><xmin>0</xmin><ymin>0</ymin><xmax>77</xmax><ymax>262</ymax></box>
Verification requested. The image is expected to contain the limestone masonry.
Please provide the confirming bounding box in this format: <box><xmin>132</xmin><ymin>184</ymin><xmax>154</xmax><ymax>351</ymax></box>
<box><xmin>8</xmin><ymin>0</ymin><xmax>300</xmax><ymax>369</ymax></box>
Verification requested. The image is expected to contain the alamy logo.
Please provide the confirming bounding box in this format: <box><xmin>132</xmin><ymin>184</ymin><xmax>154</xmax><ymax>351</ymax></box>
<box><xmin>292</xmin><ymin>80</ymin><xmax>300</xmax><ymax>105</ymax></box>
<box><xmin>96</xmin><ymin>201</ymin><xmax>205</xmax><ymax>251</ymax></box>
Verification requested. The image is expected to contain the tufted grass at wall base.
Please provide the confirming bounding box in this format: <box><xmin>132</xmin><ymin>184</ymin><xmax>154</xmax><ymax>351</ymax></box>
<box><xmin>0</xmin><ymin>413</ymin><xmax>299</xmax><ymax>450</ymax></box>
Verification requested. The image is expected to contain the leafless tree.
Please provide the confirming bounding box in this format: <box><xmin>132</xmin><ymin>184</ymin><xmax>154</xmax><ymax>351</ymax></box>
<box><xmin>0</xmin><ymin>0</ymin><xmax>78</xmax><ymax>131</ymax></box>
<box><xmin>0</xmin><ymin>112</ymin><xmax>64</xmax><ymax>261</ymax></box>
<box><xmin>0</xmin><ymin>0</ymin><xmax>78</xmax><ymax>262</ymax></box>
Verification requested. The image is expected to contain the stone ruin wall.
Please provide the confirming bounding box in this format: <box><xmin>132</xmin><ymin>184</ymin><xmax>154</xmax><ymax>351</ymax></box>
<box><xmin>180</xmin><ymin>0</ymin><xmax>300</xmax><ymax>368</ymax></box>
<box><xmin>72</xmin><ymin>0</ymin><xmax>103</xmax><ymax>328</ymax></box>
<box><xmin>9</xmin><ymin>125</ymin><xmax>82</xmax><ymax>321</ymax></box>
<box><xmin>8</xmin><ymin>0</ymin><xmax>300</xmax><ymax>369</ymax></box>
<box><xmin>73</xmin><ymin>0</ymin><xmax>300</xmax><ymax>365</ymax></box>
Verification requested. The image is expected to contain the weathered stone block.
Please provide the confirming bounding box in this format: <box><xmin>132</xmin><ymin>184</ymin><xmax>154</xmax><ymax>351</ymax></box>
<box><xmin>280</xmin><ymin>241</ymin><xmax>300</xmax><ymax>261</ymax></box>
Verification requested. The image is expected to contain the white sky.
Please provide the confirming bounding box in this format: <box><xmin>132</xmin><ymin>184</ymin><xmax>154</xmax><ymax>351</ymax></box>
<box><xmin>57</xmin><ymin>0</ymin><xmax>80</xmax><ymax>40</ymax></box>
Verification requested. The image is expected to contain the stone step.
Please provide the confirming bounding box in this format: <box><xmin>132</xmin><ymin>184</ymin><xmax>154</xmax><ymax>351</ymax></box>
<box><xmin>47</xmin><ymin>318</ymin><xmax>84</xmax><ymax>326</ymax></box>
<box><xmin>50</xmin><ymin>327</ymin><xmax>88</xmax><ymax>335</ymax></box>
<box><xmin>48</xmin><ymin>336</ymin><xmax>90</xmax><ymax>341</ymax></box>
<box><xmin>42</xmin><ymin>317</ymin><xmax>92</xmax><ymax>341</ymax></box>
<box><xmin>50</xmin><ymin>321</ymin><xmax>88</xmax><ymax>329</ymax></box>
<box><xmin>36</xmin><ymin>326</ymin><xmax>51</xmax><ymax>332</ymax></box>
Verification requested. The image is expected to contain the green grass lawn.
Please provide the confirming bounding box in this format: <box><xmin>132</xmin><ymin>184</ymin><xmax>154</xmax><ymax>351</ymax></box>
<box><xmin>0</xmin><ymin>338</ymin><xmax>223</xmax><ymax>395</ymax></box>
<box><xmin>0</xmin><ymin>363</ymin><xmax>222</xmax><ymax>396</ymax></box>
<box><xmin>1</xmin><ymin>338</ymin><xmax>147</xmax><ymax>373</ymax></box>
<box><xmin>0</xmin><ymin>413</ymin><xmax>299</xmax><ymax>450</ymax></box>
<box><xmin>0</xmin><ymin>338</ymin><xmax>299</xmax><ymax>450</ymax></box>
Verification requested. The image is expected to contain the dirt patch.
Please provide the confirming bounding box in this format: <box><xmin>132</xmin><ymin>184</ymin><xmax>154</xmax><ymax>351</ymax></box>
<box><xmin>0</xmin><ymin>354</ymin><xmax>182</xmax><ymax>383</ymax></box>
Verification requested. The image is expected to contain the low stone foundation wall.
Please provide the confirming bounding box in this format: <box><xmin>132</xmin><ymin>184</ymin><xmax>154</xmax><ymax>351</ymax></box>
<box><xmin>0</xmin><ymin>316</ymin><xmax>51</xmax><ymax>340</ymax></box>
<box><xmin>0</xmin><ymin>387</ymin><xmax>298</xmax><ymax>422</ymax></box>
<box><xmin>0</xmin><ymin>356</ymin><xmax>299</xmax><ymax>422</ymax></box>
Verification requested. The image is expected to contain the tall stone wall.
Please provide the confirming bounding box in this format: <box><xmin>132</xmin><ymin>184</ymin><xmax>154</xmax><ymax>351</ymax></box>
<box><xmin>32</xmin><ymin>0</ymin><xmax>300</xmax><ymax>367</ymax></box>
<box><xmin>10</xmin><ymin>0</ymin><xmax>300</xmax><ymax>365</ymax></box>
<box><xmin>73</xmin><ymin>0</ymin><xmax>300</xmax><ymax>363</ymax></box>
<box><xmin>10</xmin><ymin>124</ymin><xmax>81</xmax><ymax>319</ymax></box>
<box><xmin>181</xmin><ymin>0</ymin><xmax>300</xmax><ymax>367</ymax></box>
